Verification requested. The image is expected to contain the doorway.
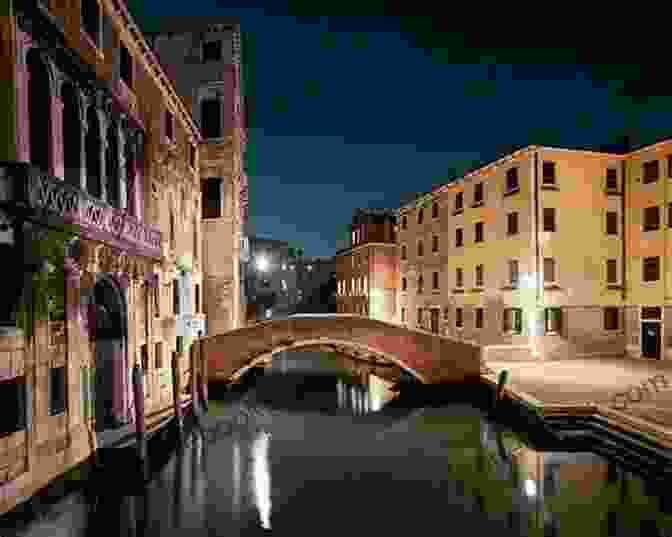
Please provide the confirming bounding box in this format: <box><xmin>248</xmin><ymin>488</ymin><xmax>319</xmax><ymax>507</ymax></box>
<box><xmin>641</xmin><ymin>322</ymin><xmax>661</xmax><ymax>360</ymax></box>
<box><xmin>93</xmin><ymin>275</ymin><xmax>128</xmax><ymax>431</ymax></box>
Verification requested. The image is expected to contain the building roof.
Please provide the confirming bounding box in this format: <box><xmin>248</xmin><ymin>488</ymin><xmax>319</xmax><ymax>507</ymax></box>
<box><xmin>141</xmin><ymin>16</ymin><xmax>240</xmax><ymax>38</ymax></box>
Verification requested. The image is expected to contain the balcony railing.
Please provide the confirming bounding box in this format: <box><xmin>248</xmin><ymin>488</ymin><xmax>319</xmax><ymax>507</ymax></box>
<box><xmin>0</xmin><ymin>162</ymin><xmax>162</xmax><ymax>259</ymax></box>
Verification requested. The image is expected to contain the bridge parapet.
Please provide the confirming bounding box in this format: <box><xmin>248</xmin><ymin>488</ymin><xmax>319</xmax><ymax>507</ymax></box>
<box><xmin>202</xmin><ymin>315</ymin><xmax>483</xmax><ymax>385</ymax></box>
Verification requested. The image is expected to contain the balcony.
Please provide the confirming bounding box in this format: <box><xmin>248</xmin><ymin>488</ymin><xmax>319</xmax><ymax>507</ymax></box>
<box><xmin>0</xmin><ymin>162</ymin><xmax>162</xmax><ymax>259</ymax></box>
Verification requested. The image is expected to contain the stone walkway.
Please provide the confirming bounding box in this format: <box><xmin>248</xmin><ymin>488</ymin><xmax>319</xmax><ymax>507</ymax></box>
<box><xmin>481</xmin><ymin>355</ymin><xmax>672</xmax><ymax>449</ymax></box>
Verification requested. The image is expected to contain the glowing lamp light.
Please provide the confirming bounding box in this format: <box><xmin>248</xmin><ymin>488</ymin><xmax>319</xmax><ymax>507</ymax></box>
<box><xmin>524</xmin><ymin>479</ymin><xmax>537</xmax><ymax>497</ymax></box>
<box><xmin>256</xmin><ymin>256</ymin><xmax>269</xmax><ymax>272</ymax></box>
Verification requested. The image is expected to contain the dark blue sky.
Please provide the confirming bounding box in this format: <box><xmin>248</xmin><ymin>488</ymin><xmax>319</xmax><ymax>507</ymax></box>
<box><xmin>129</xmin><ymin>2</ymin><xmax>672</xmax><ymax>257</ymax></box>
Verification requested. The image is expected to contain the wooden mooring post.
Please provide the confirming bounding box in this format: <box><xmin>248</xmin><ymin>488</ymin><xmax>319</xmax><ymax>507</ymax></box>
<box><xmin>172</xmin><ymin>351</ymin><xmax>184</xmax><ymax>437</ymax></box>
<box><xmin>132</xmin><ymin>363</ymin><xmax>148</xmax><ymax>481</ymax></box>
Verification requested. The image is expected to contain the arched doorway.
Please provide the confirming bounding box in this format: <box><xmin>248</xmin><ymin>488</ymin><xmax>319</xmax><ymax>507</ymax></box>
<box><xmin>93</xmin><ymin>275</ymin><xmax>128</xmax><ymax>432</ymax></box>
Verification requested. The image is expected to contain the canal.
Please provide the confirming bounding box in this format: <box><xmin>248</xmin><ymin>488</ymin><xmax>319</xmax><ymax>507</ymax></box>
<box><xmin>1</xmin><ymin>350</ymin><xmax>671</xmax><ymax>536</ymax></box>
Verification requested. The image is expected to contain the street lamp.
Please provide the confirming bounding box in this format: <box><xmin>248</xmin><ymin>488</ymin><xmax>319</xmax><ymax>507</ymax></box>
<box><xmin>256</xmin><ymin>255</ymin><xmax>269</xmax><ymax>272</ymax></box>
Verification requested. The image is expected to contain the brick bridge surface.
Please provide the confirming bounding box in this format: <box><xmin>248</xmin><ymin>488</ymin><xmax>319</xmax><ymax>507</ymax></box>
<box><xmin>198</xmin><ymin>315</ymin><xmax>483</xmax><ymax>384</ymax></box>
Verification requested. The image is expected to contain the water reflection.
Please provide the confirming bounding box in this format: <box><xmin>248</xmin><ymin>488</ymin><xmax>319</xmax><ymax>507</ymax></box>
<box><xmin>3</xmin><ymin>351</ymin><xmax>671</xmax><ymax>537</ymax></box>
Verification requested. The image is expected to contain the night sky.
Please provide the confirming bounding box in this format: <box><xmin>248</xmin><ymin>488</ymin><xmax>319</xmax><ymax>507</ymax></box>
<box><xmin>128</xmin><ymin>2</ymin><xmax>672</xmax><ymax>257</ymax></box>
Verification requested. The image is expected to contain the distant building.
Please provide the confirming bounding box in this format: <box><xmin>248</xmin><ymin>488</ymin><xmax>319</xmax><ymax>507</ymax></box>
<box><xmin>293</xmin><ymin>256</ymin><xmax>336</xmax><ymax>314</ymax></box>
<box><xmin>336</xmin><ymin>208</ymin><xmax>398</xmax><ymax>322</ymax></box>
<box><xmin>246</xmin><ymin>237</ymin><xmax>296</xmax><ymax>320</ymax></box>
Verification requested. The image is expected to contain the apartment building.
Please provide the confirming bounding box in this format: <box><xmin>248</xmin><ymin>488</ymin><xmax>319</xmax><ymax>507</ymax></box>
<box><xmin>146</xmin><ymin>17</ymin><xmax>249</xmax><ymax>335</ymax></box>
<box><xmin>336</xmin><ymin>208</ymin><xmax>398</xmax><ymax>322</ymax></box>
<box><xmin>0</xmin><ymin>0</ymin><xmax>201</xmax><ymax>514</ymax></box>
<box><xmin>398</xmin><ymin>146</ymin><xmax>633</xmax><ymax>361</ymax></box>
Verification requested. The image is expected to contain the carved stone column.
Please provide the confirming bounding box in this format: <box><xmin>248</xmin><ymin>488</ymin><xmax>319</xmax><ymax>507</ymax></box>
<box><xmin>79</xmin><ymin>93</ymin><xmax>89</xmax><ymax>191</ymax></box>
<box><xmin>51</xmin><ymin>76</ymin><xmax>65</xmax><ymax>180</ymax></box>
<box><xmin>14</xmin><ymin>27</ymin><xmax>32</xmax><ymax>163</ymax></box>
<box><xmin>99</xmin><ymin>112</ymin><xmax>109</xmax><ymax>203</ymax></box>
<box><xmin>118</xmin><ymin>117</ymin><xmax>128</xmax><ymax>212</ymax></box>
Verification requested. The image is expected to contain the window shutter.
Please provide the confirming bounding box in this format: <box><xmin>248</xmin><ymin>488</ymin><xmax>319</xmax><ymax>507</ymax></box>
<box><xmin>515</xmin><ymin>310</ymin><xmax>522</xmax><ymax>333</ymax></box>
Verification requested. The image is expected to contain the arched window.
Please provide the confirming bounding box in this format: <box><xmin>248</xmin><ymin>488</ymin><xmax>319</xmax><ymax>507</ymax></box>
<box><xmin>86</xmin><ymin>107</ymin><xmax>102</xmax><ymax>198</ymax></box>
<box><xmin>106</xmin><ymin>121</ymin><xmax>120</xmax><ymax>208</ymax></box>
<box><xmin>62</xmin><ymin>82</ymin><xmax>81</xmax><ymax>187</ymax></box>
<box><xmin>27</xmin><ymin>50</ymin><xmax>52</xmax><ymax>173</ymax></box>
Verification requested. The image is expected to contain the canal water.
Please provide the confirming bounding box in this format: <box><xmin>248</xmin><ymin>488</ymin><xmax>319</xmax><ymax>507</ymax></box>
<box><xmin>2</xmin><ymin>350</ymin><xmax>671</xmax><ymax>537</ymax></box>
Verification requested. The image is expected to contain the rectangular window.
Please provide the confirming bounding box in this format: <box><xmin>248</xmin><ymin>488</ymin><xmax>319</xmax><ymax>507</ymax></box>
<box><xmin>643</xmin><ymin>206</ymin><xmax>660</xmax><ymax>231</ymax></box>
<box><xmin>417</xmin><ymin>275</ymin><xmax>424</xmax><ymax>294</ymax></box>
<box><xmin>155</xmin><ymin>342</ymin><xmax>163</xmax><ymax>369</ymax></box>
<box><xmin>432</xmin><ymin>271</ymin><xmax>439</xmax><ymax>289</ymax></box>
<box><xmin>503</xmin><ymin>308</ymin><xmax>522</xmax><ymax>334</ymax></box>
<box><xmin>120</xmin><ymin>44</ymin><xmax>133</xmax><ymax>88</ymax></box>
<box><xmin>201</xmin><ymin>98</ymin><xmax>222</xmax><ymax>139</ymax></box>
<box><xmin>544</xmin><ymin>258</ymin><xmax>556</xmax><ymax>283</ymax></box>
<box><xmin>475</xmin><ymin>308</ymin><xmax>484</xmax><ymax>329</ymax></box>
<box><xmin>165</xmin><ymin>110</ymin><xmax>175</xmax><ymax>142</ymax></box>
<box><xmin>456</xmin><ymin>228</ymin><xmax>463</xmax><ymax>247</ymax></box>
<box><xmin>401</xmin><ymin>245</ymin><xmax>407</xmax><ymax>260</ymax></box>
<box><xmin>417</xmin><ymin>308</ymin><xmax>423</xmax><ymax>327</ymax></box>
<box><xmin>506</xmin><ymin>167</ymin><xmax>519</xmax><ymax>192</ymax></box>
<box><xmin>140</xmin><ymin>344</ymin><xmax>148</xmax><ymax>371</ymax></box>
<box><xmin>543</xmin><ymin>207</ymin><xmax>556</xmax><ymax>232</ymax></box>
<box><xmin>545</xmin><ymin>308</ymin><xmax>562</xmax><ymax>334</ymax></box>
<box><xmin>190</xmin><ymin>144</ymin><xmax>196</xmax><ymax>169</ymax></box>
<box><xmin>606</xmin><ymin>168</ymin><xmax>618</xmax><ymax>190</ymax></box>
<box><xmin>643</xmin><ymin>257</ymin><xmax>660</xmax><ymax>282</ymax></box>
<box><xmin>417</xmin><ymin>241</ymin><xmax>424</xmax><ymax>257</ymax></box>
<box><xmin>606</xmin><ymin>259</ymin><xmax>618</xmax><ymax>284</ymax></box>
<box><xmin>202</xmin><ymin>40</ymin><xmax>223</xmax><ymax>62</ymax></box>
<box><xmin>417</xmin><ymin>209</ymin><xmax>424</xmax><ymax>224</ymax></box>
<box><xmin>202</xmin><ymin>177</ymin><xmax>222</xmax><ymax>219</ymax></box>
<box><xmin>0</xmin><ymin>376</ymin><xmax>26</xmax><ymax>437</ymax></box>
<box><xmin>542</xmin><ymin>161</ymin><xmax>556</xmax><ymax>185</ymax></box>
<box><xmin>507</xmin><ymin>212</ymin><xmax>518</xmax><ymax>235</ymax></box>
<box><xmin>455</xmin><ymin>308</ymin><xmax>463</xmax><ymax>328</ymax></box>
<box><xmin>604</xmin><ymin>307</ymin><xmax>620</xmax><ymax>330</ymax></box>
<box><xmin>432</xmin><ymin>235</ymin><xmax>439</xmax><ymax>252</ymax></box>
<box><xmin>195</xmin><ymin>283</ymin><xmax>200</xmax><ymax>313</ymax></box>
<box><xmin>49</xmin><ymin>366</ymin><xmax>66</xmax><ymax>416</ymax></box>
<box><xmin>475</xmin><ymin>222</ymin><xmax>484</xmax><ymax>243</ymax></box>
<box><xmin>176</xmin><ymin>336</ymin><xmax>184</xmax><ymax>354</ymax></box>
<box><xmin>401</xmin><ymin>307</ymin><xmax>406</xmax><ymax>323</ymax></box>
<box><xmin>508</xmin><ymin>260</ymin><xmax>519</xmax><ymax>286</ymax></box>
<box><xmin>173</xmin><ymin>279</ymin><xmax>180</xmax><ymax>314</ymax></box>
<box><xmin>432</xmin><ymin>202</ymin><xmax>439</xmax><ymax>219</ymax></box>
<box><xmin>474</xmin><ymin>182</ymin><xmax>484</xmax><ymax>204</ymax></box>
<box><xmin>606</xmin><ymin>211</ymin><xmax>618</xmax><ymax>235</ymax></box>
<box><xmin>475</xmin><ymin>264</ymin><xmax>484</xmax><ymax>287</ymax></box>
<box><xmin>455</xmin><ymin>191</ymin><xmax>463</xmax><ymax>212</ymax></box>
<box><xmin>456</xmin><ymin>268</ymin><xmax>463</xmax><ymax>288</ymax></box>
<box><xmin>401</xmin><ymin>216</ymin><xmax>407</xmax><ymax>230</ymax></box>
<box><xmin>643</xmin><ymin>160</ymin><xmax>660</xmax><ymax>183</ymax></box>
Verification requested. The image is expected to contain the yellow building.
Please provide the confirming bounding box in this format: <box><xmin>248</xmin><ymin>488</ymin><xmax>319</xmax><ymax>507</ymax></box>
<box><xmin>397</xmin><ymin>145</ymin><xmax>636</xmax><ymax>361</ymax></box>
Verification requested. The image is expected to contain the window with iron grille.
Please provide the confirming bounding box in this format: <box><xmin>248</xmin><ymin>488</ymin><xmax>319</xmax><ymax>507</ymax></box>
<box><xmin>506</xmin><ymin>167</ymin><xmax>519</xmax><ymax>192</ymax></box>
<box><xmin>643</xmin><ymin>206</ymin><xmax>660</xmax><ymax>231</ymax></box>
<box><xmin>643</xmin><ymin>257</ymin><xmax>660</xmax><ymax>282</ymax></box>
<box><xmin>432</xmin><ymin>202</ymin><xmax>439</xmax><ymax>218</ymax></box>
<box><xmin>456</xmin><ymin>267</ymin><xmax>463</xmax><ymax>288</ymax></box>
<box><xmin>507</xmin><ymin>212</ymin><xmax>518</xmax><ymax>235</ymax></box>
<box><xmin>544</xmin><ymin>258</ymin><xmax>556</xmax><ymax>283</ymax></box>
<box><xmin>49</xmin><ymin>367</ymin><xmax>66</xmax><ymax>416</ymax></box>
<box><xmin>606</xmin><ymin>259</ymin><xmax>618</xmax><ymax>284</ymax></box>
<box><xmin>545</xmin><ymin>308</ymin><xmax>562</xmax><ymax>334</ymax></box>
<box><xmin>542</xmin><ymin>161</ymin><xmax>556</xmax><ymax>185</ymax></box>
<box><xmin>455</xmin><ymin>308</ymin><xmax>463</xmax><ymax>328</ymax></box>
<box><xmin>606</xmin><ymin>212</ymin><xmax>618</xmax><ymax>235</ymax></box>
<box><xmin>474</xmin><ymin>182</ymin><xmax>484</xmax><ymax>204</ymax></box>
<box><xmin>456</xmin><ymin>228</ymin><xmax>463</xmax><ymax>247</ymax></box>
<box><xmin>606</xmin><ymin>168</ymin><xmax>618</xmax><ymax>190</ymax></box>
<box><xmin>604</xmin><ymin>307</ymin><xmax>620</xmax><ymax>330</ymax></box>
<box><xmin>475</xmin><ymin>264</ymin><xmax>484</xmax><ymax>287</ymax></box>
<box><xmin>475</xmin><ymin>308</ymin><xmax>484</xmax><ymax>329</ymax></box>
<box><xmin>543</xmin><ymin>207</ymin><xmax>556</xmax><ymax>232</ymax></box>
<box><xmin>503</xmin><ymin>308</ymin><xmax>522</xmax><ymax>333</ymax></box>
<box><xmin>643</xmin><ymin>160</ymin><xmax>659</xmax><ymax>183</ymax></box>
<box><xmin>475</xmin><ymin>222</ymin><xmax>484</xmax><ymax>243</ymax></box>
<box><xmin>508</xmin><ymin>260</ymin><xmax>519</xmax><ymax>286</ymax></box>
<box><xmin>432</xmin><ymin>235</ymin><xmax>438</xmax><ymax>252</ymax></box>
<box><xmin>432</xmin><ymin>271</ymin><xmax>439</xmax><ymax>289</ymax></box>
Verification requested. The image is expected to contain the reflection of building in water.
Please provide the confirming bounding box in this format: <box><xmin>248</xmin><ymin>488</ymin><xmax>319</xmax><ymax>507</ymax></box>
<box><xmin>336</xmin><ymin>373</ymin><xmax>397</xmax><ymax>414</ymax></box>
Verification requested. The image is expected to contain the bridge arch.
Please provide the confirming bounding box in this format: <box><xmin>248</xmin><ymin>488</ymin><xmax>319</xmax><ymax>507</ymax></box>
<box><xmin>199</xmin><ymin>315</ymin><xmax>482</xmax><ymax>386</ymax></box>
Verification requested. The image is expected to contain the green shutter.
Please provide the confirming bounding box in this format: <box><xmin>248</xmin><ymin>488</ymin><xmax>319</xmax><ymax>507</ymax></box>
<box><xmin>515</xmin><ymin>309</ymin><xmax>522</xmax><ymax>334</ymax></box>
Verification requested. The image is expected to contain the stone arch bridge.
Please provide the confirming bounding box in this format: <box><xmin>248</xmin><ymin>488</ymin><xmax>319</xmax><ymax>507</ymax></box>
<box><xmin>197</xmin><ymin>315</ymin><xmax>483</xmax><ymax>385</ymax></box>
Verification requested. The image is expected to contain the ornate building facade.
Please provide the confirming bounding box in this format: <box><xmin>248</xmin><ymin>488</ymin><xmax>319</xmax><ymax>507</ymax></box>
<box><xmin>145</xmin><ymin>17</ymin><xmax>249</xmax><ymax>335</ymax></box>
<box><xmin>0</xmin><ymin>0</ymin><xmax>202</xmax><ymax>515</ymax></box>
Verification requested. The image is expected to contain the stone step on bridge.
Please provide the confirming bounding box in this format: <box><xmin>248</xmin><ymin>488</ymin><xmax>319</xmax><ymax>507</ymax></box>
<box><xmin>195</xmin><ymin>314</ymin><xmax>483</xmax><ymax>386</ymax></box>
